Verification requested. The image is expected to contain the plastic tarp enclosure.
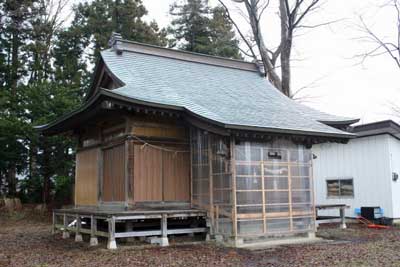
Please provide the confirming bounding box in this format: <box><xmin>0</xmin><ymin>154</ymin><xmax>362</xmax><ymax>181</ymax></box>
<box><xmin>191</xmin><ymin>128</ymin><xmax>315</xmax><ymax>242</ymax></box>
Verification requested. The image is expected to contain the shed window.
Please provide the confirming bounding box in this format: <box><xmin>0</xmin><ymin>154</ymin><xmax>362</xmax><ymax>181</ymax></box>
<box><xmin>326</xmin><ymin>179</ymin><xmax>354</xmax><ymax>197</ymax></box>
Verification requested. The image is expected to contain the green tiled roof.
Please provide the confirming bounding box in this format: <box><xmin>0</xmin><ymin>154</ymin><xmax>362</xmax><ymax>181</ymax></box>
<box><xmin>99</xmin><ymin>43</ymin><xmax>356</xmax><ymax>138</ymax></box>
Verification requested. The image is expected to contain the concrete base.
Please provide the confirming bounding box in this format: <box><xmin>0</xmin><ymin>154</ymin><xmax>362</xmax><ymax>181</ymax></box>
<box><xmin>205</xmin><ymin>234</ymin><xmax>211</xmax><ymax>241</ymax></box>
<box><xmin>214</xmin><ymin>234</ymin><xmax>224</xmax><ymax>243</ymax></box>
<box><xmin>107</xmin><ymin>240</ymin><xmax>117</xmax><ymax>250</ymax></box>
<box><xmin>159</xmin><ymin>237</ymin><xmax>169</xmax><ymax>247</ymax></box>
<box><xmin>238</xmin><ymin>236</ymin><xmax>322</xmax><ymax>250</ymax></box>
<box><xmin>75</xmin><ymin>234</ymin><xmax>83</xmax><ymax>242</ymax></box>
<box><xmin>62</xmin><ymin>231</ymin><xmax>70</xmax><ymax>239</ymax></box>
<box><xmin>340</xmin><ymin>223</ymin><xmax>347</xmax><ymax>229</ymax></box>
<box><xmin>90</xmin><ymin>237</ymin><xmax>99</xmax><ymax>246</ymax></box>
<box><xmin>308</xmin><ymin>232</ymin><xmax>316</xmax><ymax>239</ymax></box>
<box><xmin>226</xmin><ymin>238</ymin><xmax>244</xmax><ymax>247</ymax></box>
<box><xmin>149</xmin><ymin>237</ymin><xmax>169</xmax><ymax>246</ymax></box>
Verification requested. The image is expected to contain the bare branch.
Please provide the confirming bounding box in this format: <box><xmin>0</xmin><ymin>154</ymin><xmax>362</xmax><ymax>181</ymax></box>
<box><xmin>218</xmin><ymin>0</ymin><xmax>258</xmax><ymax>59</ymax></box>
<box><xmin>359</xmin><ymin>15</ymin><xmax>400</xmax><ymax>68</ymax></box>
<box><xmin>296</xmin><ymin>18</ymin><xmax>345</xmax><ymax>29</ymax></box>
<box><xmin>292</xmin><ymin>0</ymin><xmax>320</xmax><ymax>28</ymax></box>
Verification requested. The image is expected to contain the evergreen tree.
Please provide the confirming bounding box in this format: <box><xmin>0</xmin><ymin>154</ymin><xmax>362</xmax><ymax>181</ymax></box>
<box><xmin>169</xmin><ymin>0</ymin><xmax>242</xmax><ymax>59</ymax></box>
<box><xmin>0</xmin><ymin>0</ymin><xmax>39</xmax><ymax>197</ymax></box>
<box><xmin>169</xmin><ymin>0</ymin><xmax>211</xmax><ymax>54</ymax></box>
<box><xmin>209</xmin><ymin>6</ymin><xmax>242</xmax><ymax>59</ymax></box>
<box><xmin>71</xmin><ymin>0</ymin><xmax>167</xmax><ymax>63</ymax></box>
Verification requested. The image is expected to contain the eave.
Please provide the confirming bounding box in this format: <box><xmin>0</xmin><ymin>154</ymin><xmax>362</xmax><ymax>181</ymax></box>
<box><xmin>37</xmin><ymin>89</ymin><xmax>356</xmax><ymax>141</ymax></box>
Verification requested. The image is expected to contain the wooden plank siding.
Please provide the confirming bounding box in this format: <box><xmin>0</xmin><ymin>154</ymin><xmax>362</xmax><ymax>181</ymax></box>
<box><xmin>102</xmin><ymin>144</ymin><xmax>126</xmax><ymax>202</ymax></box>
<box><xmin>133</xmin><ymin>145</ymin><xmax>163</xmax><ymax>201</ymax></box>
<box><xmin>163</xmin><ymin>148</ymin><xmax>190</xmax><ymax>201</ymax></box>
<box><xmin>132</xmin><ymin>144</ymin><xmax>190</xmax><ymax>202</ymax></box>
<box><xmin>75</xmin><ymin>148</ymin><xmax>100</xmax><ymax>206</ymax></box>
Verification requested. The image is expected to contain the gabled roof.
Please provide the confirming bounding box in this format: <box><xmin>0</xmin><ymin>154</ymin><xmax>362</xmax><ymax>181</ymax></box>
<box><xmin>38</xmin><ymin>36</ymin><xmax>358</xmax><ymax>139</ymax></box>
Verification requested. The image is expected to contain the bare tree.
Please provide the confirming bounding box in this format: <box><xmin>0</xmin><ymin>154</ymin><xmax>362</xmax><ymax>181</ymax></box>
<box><xmin>356</xmin><ymin>0</ymin><xmax>400</xmax><ymax>69</ymax></box>
<box><xmin>219</xmin><ymin>0</ymin><xmax>334</xmax><ymax>97</ymax></box>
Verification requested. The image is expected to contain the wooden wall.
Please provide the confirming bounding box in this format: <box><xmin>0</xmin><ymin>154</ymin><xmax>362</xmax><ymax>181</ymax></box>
<box><xmin>74</xmin><ymin>112</ymin><xmax>191</xmax><ymax>207</ymax></box>
<box><xmin>75</xmin><ymin>148</ymin><xmax>100</xmax><ymax>206</ymax></box>
<box><xmin>132</xmin><ymin>144</ymin><xmax>190</xmax><ymax>203</ymax></box>
<box><xmin>102</xmin><ymin>144</ymin><xmax>126</xmax><ymax>202</ymax></box>
<box><xmin>133</xmin><ymin>144</ymin><xmax>163</xmax><ymax>201</ymax></box>
<box><xmin>127</xmin><ymin>115</ymin><xmax>187</xmax><ymax>140</ymax></box>
<box><xmin>163</xmin><ymin>147</ymin><xmax>190</xmax><ymax>201</ymax></box>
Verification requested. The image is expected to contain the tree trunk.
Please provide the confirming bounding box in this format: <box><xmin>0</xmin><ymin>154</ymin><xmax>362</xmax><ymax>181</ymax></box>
<box><xmin>244</xmin><ymin>0</ymin><xmax>283</xmax><ymax>92</ymax></box>
<box><xmin>6</xmin><ymin>167</ymin><xmax>17</xmax><ymax>197</ymax></box>
<box><xmin>42</xmin><ymin>137</ymin><xmax>51</xmax><ymax>204</ymax></box>
<box><xmin>279</xmin><ymin>0</ymin><xmax>292</xmax><ymax>97</ymax></box>
<box><xmin>10</xmin><ymin>27</ymin><xmax>19</xmax><ymax>94</ymax></box>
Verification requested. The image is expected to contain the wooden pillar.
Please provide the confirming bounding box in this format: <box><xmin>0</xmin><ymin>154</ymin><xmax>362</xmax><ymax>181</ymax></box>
<box><xmin>62</xmin><ymin>213</ymin><xmax>70</xmax><ymax>239</ymax></box>
<box><xmin>288</xmin><ymin>150</ymin><xmax>293</xmax><ymax>232</ymax></box>
<box><xmin>340</xmin><ymin>207</ymin><xmax>347</xmax><ymax>229</ymax></box>
<box><xmin>160</xmin><ymin>214</ymin><xmax>169</xmax><ymax>246</ymax></box>
<box><xmin>230</xmin><ymin>136</ymin><xmax>237</xmax><ymax>240</ymax></box>
<box><xmin>107</xmin><ymin>216</ymin><xmax>117</xmax><ymax>249</ymax></box>
<box><xmin>75</xmin><ymin>215</ymin><xmax>83</xmax><ymax>242</ymax></box>
<box><xmin>261</xmin><ymin>162</ymin><xmax>266</xmax><ymax>234</ymax></box>
<box><xmin>208</xmin><ymin>137</ymin><xmax>214</xmax><ymax>235</ymax></box>
<box><xmin>189</xmin><ymin>128</ymin><xmax>194</xmax><ymax>208</ymax></box>
<box><xmin>90</xmin><ymin>215</ymin><xmax>98</xmax><ymax>246</ymax></box>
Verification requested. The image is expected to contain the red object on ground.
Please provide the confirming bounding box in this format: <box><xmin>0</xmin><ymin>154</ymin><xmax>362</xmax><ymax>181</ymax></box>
<box><xmin>357</xmin><ymin>216</ymin><xmax>390</xmax><ymax>229</ymax></box>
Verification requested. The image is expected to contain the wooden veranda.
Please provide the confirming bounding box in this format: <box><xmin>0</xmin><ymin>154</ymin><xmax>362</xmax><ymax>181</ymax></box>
<box><xmin>53</xmin><ymin>207</ymin><xmax>208</xmax><ymax>249</ymax></box>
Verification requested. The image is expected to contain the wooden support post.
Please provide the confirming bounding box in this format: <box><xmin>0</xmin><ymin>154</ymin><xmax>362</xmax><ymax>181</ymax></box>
<box><xmin>90</xmin><ymin>215</ymin><xmax>98</xmax><ymax>246</ymax></box>
<box><xmin>215</xmin><ymin>205</ymin><xmax>220</xmax><ymax>233</ymax></box>
<box><xmin>75</xmin><ymin>215</ymin><xmax>83</xmax><ymax>242</ymax></box>
<box><xmin>62</xmin><ymin>213</ymin><xmax>70</xmax><ymax>239</ymax></box>
<box><xmin>107</xmin><ymin>216</ymin><xmax>117</xmax><ymax>249</ymax></box>
<box><xmin>340</xmin><ymin>207</ymin><xmax>347</xmax><ymax>229</ymax></box>
<box><xmin>190</xmin><ymin>128</ymin><xmax>194</xmax><ymax>209</ymax></box>
<box><xmin>288</xmin><ymin>151</ymin><xmax>293</xmax><ymax>232</ymax></box>
<box><xmin>208</xmin><ymin>137</ymin><xmax>214</xmax><ymax>235</ymax></box>
<box><xmin>160</xmin><ymin>214</ymin><xmax>169</xmax><ymax>246</ymax></box>
<box><xmin>125</xmin><ymin>221</ymin><xmax>135</xmax><ymax>242</ymax></box>
<box><xmin>310</xmin><ymin>160</ymin><xmax>317</xmax><ymax>232</ymax></box>
<box><xmin>261</xmin><ymin>162</ymin><xmax>266</xmax><ymax>234</ymax></box>
<box><xmin>230</xmin><ymin>137</ymin><xmax>237</xmax><ymax>240</ymax></box>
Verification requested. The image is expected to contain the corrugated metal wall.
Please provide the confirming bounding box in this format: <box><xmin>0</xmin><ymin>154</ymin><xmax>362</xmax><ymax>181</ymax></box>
<box><xmin>388</xmin><ymin>136</ymin><xmax>400</xmax><ymax>218</ymax></box>
<box><xmin>313</xmin><ymin>135</ymin><xmax>393</xmax><ymax>218</ymax></box>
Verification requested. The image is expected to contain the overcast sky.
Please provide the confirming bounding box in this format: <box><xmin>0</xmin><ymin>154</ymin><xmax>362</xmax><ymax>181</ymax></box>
<box><xmin>140</xmin><ymin>0</ymin><xmax>400</xmax><ymax>124</ymax></box>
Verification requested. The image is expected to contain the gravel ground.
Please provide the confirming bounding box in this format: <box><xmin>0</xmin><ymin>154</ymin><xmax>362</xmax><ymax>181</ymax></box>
<box><xmin>1</xmin><ymin>210</ymin><xmax>400</xmax><ymax>267</ymax></box>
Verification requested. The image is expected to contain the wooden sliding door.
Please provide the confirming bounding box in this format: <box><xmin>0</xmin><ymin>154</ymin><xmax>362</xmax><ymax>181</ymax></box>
<box><xmin>163</xmin><ymin>149</ymin><xmax>190</xmax><ymax>201</ymax></box>
<box><xmin>133</xmin><ymin>145</ymin><xmax>163</xmax><ymax>201</ymax></box>
<box><xmin>133</xmin><ymin>144</ymin><xmax>190</xmax><ymax>202</ymax></box>
<box><xmin>102</xmin><ymin>144</ymin><xmax>125</xmax><ymax>202</ymax></box>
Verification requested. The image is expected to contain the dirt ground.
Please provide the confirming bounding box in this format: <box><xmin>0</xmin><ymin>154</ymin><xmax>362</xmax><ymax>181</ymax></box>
<box><xmin>1</xmin><ymin>211</ymin><xmax>400</xmax><ymax>267</ymax></box>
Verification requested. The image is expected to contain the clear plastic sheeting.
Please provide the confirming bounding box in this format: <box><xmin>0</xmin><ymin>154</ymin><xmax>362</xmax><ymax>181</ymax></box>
<box><xmin>234</xmin><ymin>140</ymin><xmax>314</xmax><ymax>237</ymax></box>
<box><xmin>210</xmin><ymin>135</ymin><xmax>232</xmax><ymax>236</ymax></box>
<box><xmin>191</xmin><ymin>129</ymin><xmax>315</xmax><ymax>242</ymax></box>
<box><xmin>191</xmin><ymin>129</ymin><xmax>233</xmax><ymax>237</ymax></box>
<box><xmin>191</xmin><ymin>129</ymin><xmax>210</xmax><ymax>208</ymax></box>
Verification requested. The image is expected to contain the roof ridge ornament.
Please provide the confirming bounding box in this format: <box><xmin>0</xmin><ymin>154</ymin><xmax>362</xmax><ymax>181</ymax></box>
<box><xmin>254</xmin><ymin>60</ymin><xmax>266</xmax><ymax>77</ymax></box>
<box><xmin>108</xmin><ymin>32</ymin><xmax>123</xmax><ymax>55</ymax></box>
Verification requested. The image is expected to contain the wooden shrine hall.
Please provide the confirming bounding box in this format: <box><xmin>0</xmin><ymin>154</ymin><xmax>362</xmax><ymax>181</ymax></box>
<box><xmin>39</xmin><ymin>33</ymin><xmax>358</xmax><ymax>249</ymax></box>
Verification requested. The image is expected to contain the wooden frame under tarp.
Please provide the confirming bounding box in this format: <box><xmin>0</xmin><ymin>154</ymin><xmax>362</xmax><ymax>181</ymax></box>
<box><xmin>190</xmin><ymin>128</ymin><xmax>316</xmax><ymax>245</ymax></box>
